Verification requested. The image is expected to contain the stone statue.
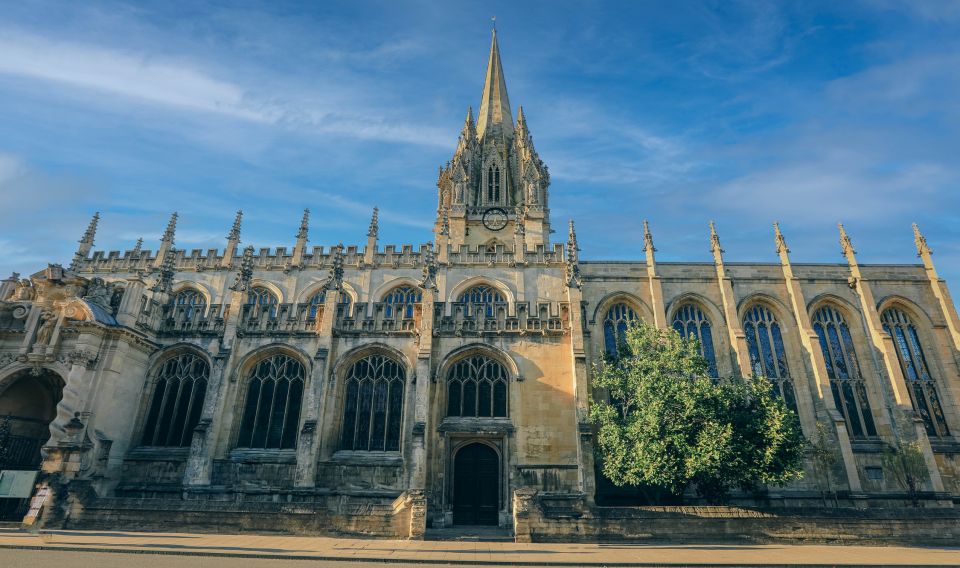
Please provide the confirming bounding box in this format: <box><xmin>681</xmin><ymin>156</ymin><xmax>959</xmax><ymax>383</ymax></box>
<box><xmin>35</xmin><ymin>311</ymin><xmax>57</xmax><ymax>346</ymax></box>
<box><xmin>83</xmin><ymin>277</ymin><xmax>113</xmax><ymax>310</ymax></box>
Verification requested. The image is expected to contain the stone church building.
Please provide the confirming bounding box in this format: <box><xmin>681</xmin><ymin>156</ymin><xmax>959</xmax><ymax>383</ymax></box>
<box><xmin>2</xmin><ymin>32</ymin><xmax>960</xmax><ymax>540</ymax></box>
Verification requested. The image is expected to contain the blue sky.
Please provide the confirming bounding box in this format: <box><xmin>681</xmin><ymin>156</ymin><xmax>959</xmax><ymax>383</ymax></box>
<box><xmin>1</xmin><ymin>1</ymin><xmax>958</xmax><ymax>296</ymax></box>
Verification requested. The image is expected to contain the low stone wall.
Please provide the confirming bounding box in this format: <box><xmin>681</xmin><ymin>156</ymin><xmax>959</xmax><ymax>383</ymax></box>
<box><xmin>57</xmin><ymin>481</ymin><xmax>426</xmax><ymax>539</ymax></box>
<box><xmin>513</xmin><ymin>489</ymin><xmax>960</xmax><ymax>545</ymax></box>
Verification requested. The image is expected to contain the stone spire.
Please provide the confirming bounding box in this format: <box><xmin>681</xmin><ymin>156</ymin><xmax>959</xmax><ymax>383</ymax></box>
<box><xmin>222</xmin><ymin>210</ymin><xmax>243</xmax><ymax>269</ymax></box>
<box><xmin>476</xmin><ymin>29</ymin><xmax>513</xmax><ymax>141</ymax></box>
<box><xmin>643</xmin><ymin>220</ymin><xmax>658</xmax><ymax>274</ymax></box>
<box><xmin>291</xmin><ymin>208</ymin><xmax>310</xmax><ymax>270</ymax></box>
<box><xmin>913</xmin><ymin>223</ymin><xmax>932</xmax><ymax>258</ymax></box>
<box><xmin>71</xmin><ymin>212</ymin><xmax>100</xmax><ymax>269</ymax></box>
<box><xmin>709</xmin><ymin>221</ymin><xmax>725</xmax><ymax>261</ymax></box>
<box><xmin>838</xmin><ymin>223</ymin><xmax>857</xmax><ymax>260</ymax></box>
<box><xmin>367</xmin><ymin>207</ymin><xmax>379</xmax><ymax>238</ymax></box>
<box><xmin>296</xmin><ymin>208</ymin><xmax>310</xmax><ymax>242</ymax></box>
<box><xmin>565</xmin><ymin>220</ymin><xmax>581</xmax><ymax>288</ymax></box>
<box><xmin>230</xmin><ymin>245</ymin><xmax>254</xmax><ymax>292</ymax></box>
<box><xmin>132</xmin><ymin>237</ymin><xmax>143</xmax><ymax>258</ymax></box>
<box><xmin>154</xmin><ymin>212</ymin><xmax>178</xmax><ymax>269</ymax></box>
<box><xmin>364</xmin><ymin>207</ymin><xmax>379</xmax><ymax>267</ymax></box>
<box><xmin>773</xmin><ymin>221</ymin><xmax>790</xmax><ymax>256</ymax></box>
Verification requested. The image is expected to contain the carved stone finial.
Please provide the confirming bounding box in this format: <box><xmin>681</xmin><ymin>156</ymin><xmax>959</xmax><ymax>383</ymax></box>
<box><xmin>70</xmin><ymin>212</ymin><xmax>101</xmax><ymax>269</ymax></box>
<box><xmin>324</xmin><ymin>244</ymin><xmax>345</xmax><ymax>291</ymax></box>
<box><xmin>709</xmin><ymin>221</ymin><xmax>724</xmax><ymax>255</ymax></box>
<box><xmin>161</xmin><ymin>212</ymin><xmax>178</xmax><ymax>245</ymax></box>
<box><xmin>439</xmin><ymin>208</ymin><xmax>450</xmax><ymax>236</ymax></box>
<box><xmin>132</xmin><ymin>237</ymin><xmax>143</xmax><ymax>257</ymax></box>
<box><xmin>230</xmin><ymin>245</ymin><xmax>255</xmax><ymax>292</ymax></box>
<box><xmin>913</xmin><ymin>223</ymin><xmax>931</xmax><ymax>257</ymax></box>
<box><xmin>565</xmin><ymin>219</ymin><xmax>581</xmax><ymax>288</ymax></box>
<box><xmin>228</xmin><ymin>210</ymin><xmax>243</xmax><ymax>241</ymax></box>
<box><xmin>838</xmin><ymin>223</ymin><xmax>856</xmax><ymax>257</ymax></box>
<box><xmin>297</xmin><ymin>208</ymin><xmax>310</xmax><ymax>241</ymax></box>
<box><xmin>80</xmin><ymin>212</ymin><xmax>100</xmax><ymax>246</ymax></box>
<box><xmin>151</xmin><ymin>247</ymin><xmax>176</xmax><ymax>293</ymax></box>
<box><xmin>773</xmin><ymin>221</ymin><xmax>790</xmax><ymax>255</ymax></box>
<box><xmin>643</xmin><ymin>220</ymin><xmax>656</xmax><ymax>253</ymax></box>
<box><xmin>419</xmin><ymin>242</ymin><xmax>439</xmax><ymax>291</ymax></box>
<box><xmin>367</xmin><ymin>207</ymin><xmax>379</xmax><ymax>238</ymax></box>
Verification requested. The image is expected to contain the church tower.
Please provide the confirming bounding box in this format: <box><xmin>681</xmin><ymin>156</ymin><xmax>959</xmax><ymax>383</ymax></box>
<box><xmin>435</xmin><ymin>30</ymin><xmax>551</xmax><ymax>248</ymax></box>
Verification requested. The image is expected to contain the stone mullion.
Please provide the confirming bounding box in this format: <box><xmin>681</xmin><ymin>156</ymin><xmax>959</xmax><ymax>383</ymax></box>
<box><xmin>183</xmin><ymin>354</ymin><xmax>228</xmax><ymax>486</ymax></box>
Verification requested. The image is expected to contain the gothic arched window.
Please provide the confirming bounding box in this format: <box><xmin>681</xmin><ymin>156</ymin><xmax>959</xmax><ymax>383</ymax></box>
<box><xmin>447</xmin><ymin>355</ymin><xmax>508</xmax><ymax>418</ymax></box>
<box><xmin>174</xmin><ymin>288</ymin><xmax>206</xmax><ymax>319</ymax></box>
<box><xmin>237</xmin><ymin>354</ymin><xmax>305</xmax><ymax>449</ymax></box>
<box><xmin>743</xmin><ymin>304</ymin><xmax>797</xmax><ymax>412</ymax></box>
<box><xmin>308</xmin><ymin>289</ymin><xmax>352</xmax><ymax>319</ymax></box>
<box><xmin>141</xmin><ymin>353</ymin><xmax>209</xmax><ymax>447</ymax></box>
<box><xmin>340</xmin><ymin>354</ymin><xmax>405</xmax><ymax>451</ymax></box>
<box><xmin>487</xmin><ymin>165</ymin><xmax>501</xmax><ymax>204</ymax></box>
<box><xmin>813</xmin><ymin>306</ymin><xmax>877</xmax><ymax>439</ymax></box>
<box><xmin>247</xmin><ymin>286</ymin><xmax>279</xmax><ymax>317</ymax></box>
<box><xmin>881</xmin><ymin>307</ymin><xmax>949</xmax><ymax>437</ymax></box>
<box><xmin>672</xmin><ymin>303</ymin><xmax>718</xmax><ymax>377</ymax></box>
<box><xmin>458</xmin><ymin>284</ymin><xmax>506</xmax><ymax>317</ymax></box>
<box><xmin>383</xmin><ymin>285</ymin><xmax>422</xmax><ymax>319</ymax></box>
<box><xmin>603</xmin><ymin>302</ymin><xmax>638</xmax><ymax>357</ymax></box>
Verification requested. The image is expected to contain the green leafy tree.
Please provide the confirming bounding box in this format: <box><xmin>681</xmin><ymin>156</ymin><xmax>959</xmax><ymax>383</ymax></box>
<box><xmin>589</xmin><ymin>319</ymin><xmax>805</xmax><ymax>503</ymax></box>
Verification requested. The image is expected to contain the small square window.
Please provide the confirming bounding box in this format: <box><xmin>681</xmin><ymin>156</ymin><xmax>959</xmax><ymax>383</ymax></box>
<box><xmin>864</xmin><ymin>466</ymin><xmax>883</xmax><ymax>481</ymax></box>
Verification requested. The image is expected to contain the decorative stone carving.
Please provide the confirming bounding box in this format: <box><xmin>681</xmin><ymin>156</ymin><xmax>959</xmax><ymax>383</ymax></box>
<box><xmin>324</xmin><ymin>244</ymin><xmax>345</xmax><ymax>291</ymax></box>
<box><xmin>34</xmin><ymin>311</ymin><xmax>57</xmax><ymax>347</ymax></box>
<box><xmin>230</xmin><ymin>245</ymin><xmax>255</xmax><ymax>292</ymax></box>
<box><xmin>67</xmin><ymin>349</ymin><xmax>98</xmax><ymax>368</ymax></box>
<box><xmin>419</xmin><ymin>243</ymin><xmax>439</xmax><ymax>291</ymax></box>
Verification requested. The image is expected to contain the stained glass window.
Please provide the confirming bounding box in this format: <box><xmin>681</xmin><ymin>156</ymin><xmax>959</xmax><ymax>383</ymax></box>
<box><xmin>141</xmin><ymin>353</ymin><xmax>208</xmax><ymax>447</ymax></box>
<box><xmin>603</xmin><ymin>303</ymin><xmax>638</xmax><ymax>357</ymax></box>
<box><xmin>383</xmin><ymin>285</ymin><xmax>422</xmax><ymax>318</ymax></box>
<box><xmin>447</xmin><ymin>355</ymin><xmax>508</xmax><ymax>418</ymax></box>
<box><xmin>174</xmin><ymin>289</ymin><xmax>206</xmax><ymax>319</ymax></box>
<box><xmin>813</xmin><ymin>306</ymin><xmax>877</xmax><ymax>438</ymax></box>
<box><xmin>672</xmin><ymin>303</ymin><xmax>718</xmax><ymax>377</ymax></box>
<box><xmin>247</xmin><ymin>286</ymin><xmax>279</xmax><ymax>317</ymax></box>
<box><xmin>340</xmin><ymin>354</ymin><xmax>405</xmax><ymax>451</ymax></box>
<box><xmin>458</xmin><ymin>285</ymin><xmax>506</xmax><ymax>317</ymax></box>
<box><xmin>237</xmin><ymin>354</ymin><xmax>304</xmax><ymax>449</ymax></box>
<box><xmin>881</xmin><ymin>307</ymin><xmax>949</xmax><ymax>437</ymax></box>
<box><xmin>743</xmin><ymin>304</ymin><xmax>797</xmax><ymax>412</ymax></box>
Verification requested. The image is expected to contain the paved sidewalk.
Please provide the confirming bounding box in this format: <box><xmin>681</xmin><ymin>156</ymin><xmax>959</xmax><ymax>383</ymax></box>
<box><xmin>0</xmin><ymin>528</ymin><xmax>959</xmax><ymax>566</ymax></box>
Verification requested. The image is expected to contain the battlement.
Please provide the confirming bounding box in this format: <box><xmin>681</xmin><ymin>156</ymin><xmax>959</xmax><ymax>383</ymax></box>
<box><xmin>74</xmin><ymin>241</ymin><xmax>568</xmax><ymax>274</ymax></box>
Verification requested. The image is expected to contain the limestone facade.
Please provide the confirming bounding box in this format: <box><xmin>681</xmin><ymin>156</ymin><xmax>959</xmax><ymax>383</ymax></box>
<box><xmin>1</xmin><ymin>31</ymin><xmax>960</xmax><ymax>537</ymax></box>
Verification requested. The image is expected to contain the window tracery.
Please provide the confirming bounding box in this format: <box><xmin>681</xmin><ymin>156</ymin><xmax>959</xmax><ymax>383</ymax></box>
<box><xmin>174</xmin><ymin>289</ymin><xmax>206</xmax><ymax>319</ymax></box>
<box><xmin>237</xmin><ymin>354</ymin><xmax>305</xmax><ymax>450</ymax></box>
<box><xmin>458</xmin><ymin>284</ymin><xmax>506</xmax><ymax>317</ymax></box>
<box><xmin>742</xmin><ymin>304</ymin><xmax>798</xmax><ymax>412</ymax></box>
<box><xmin>881</xmin><ymin>307</ymin><xmax>949</xmax><ymax>437</ymax></box>
<box><xmin>813</xmin><ymin>305</ymin><xmax>877</xmax><ymax>438</ymax></box>
<box><xmin>446</xmin><ymin>355</ymin><xmax>508</xmax><ymax>418</ymax></box>
<box><xmin>603</xmin><ymin>302</ymin><xmax>638</xmax><ymax>357</ymax></box>
<box><xmin>383</xmin><ymin>285</ymin><xmax>422</xmax><ymax>318</ymax></box>
<box><xmin>247</xmin><ymin>286</ymin><xmax>279</xmax><ymax>317</ymax></box>
<box><xmin>671</xmin><ymin>303</ymin><xmax>718</xmax><ymax>377</ymax></box>
<box><xmin>340</xmin><ymin>354</ymin><xmax>405</xmax><ymax>451</ymax></box>
<box><xmin>141</xmin><ymin>352</ymin><xmax>208</xmax><ymax>447</ymax></box>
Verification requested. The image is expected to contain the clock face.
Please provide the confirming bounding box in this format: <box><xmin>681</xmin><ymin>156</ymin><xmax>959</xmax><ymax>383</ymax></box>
<box><xmin>481</xmin><ymin>207</ymin><xmax>509</xmax><ymax>231</ymax></box>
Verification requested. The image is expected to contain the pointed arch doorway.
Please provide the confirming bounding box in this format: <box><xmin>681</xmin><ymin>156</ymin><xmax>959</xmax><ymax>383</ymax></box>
<box><xmin>452</xmin><ymin>442</ymin><xmax>500</xmax><ymax>525</ymax></box>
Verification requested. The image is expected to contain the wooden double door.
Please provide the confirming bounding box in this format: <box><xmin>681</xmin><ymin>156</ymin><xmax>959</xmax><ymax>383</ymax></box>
<box><xmin>452</xmin><ymin>442</ymin><xmax>500</xmax><ymax>525</ymax></box>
